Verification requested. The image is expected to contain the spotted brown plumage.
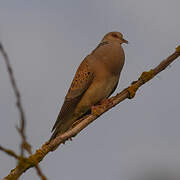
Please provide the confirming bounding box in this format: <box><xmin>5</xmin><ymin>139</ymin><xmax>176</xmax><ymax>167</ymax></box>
<box><xmin>50</xmin><ymin>32</ymin><xmax>128</xmax><ymax>141</ymax></box>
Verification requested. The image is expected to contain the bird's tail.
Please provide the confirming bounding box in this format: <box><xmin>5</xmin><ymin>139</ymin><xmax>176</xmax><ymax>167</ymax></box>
<box><xmin>49</xmin><ymin>123</ymin><xmax>69</xmax><ymax>141</ymax></box>
<box><xmin>49</xmin><ymin>128</ymin><xmax>60</xmax><ymax>141</ymax></box>
<box><xmin>49</xmin><ymin>115</ymin><xmax>78</xmax><ymax>141</ymax></box>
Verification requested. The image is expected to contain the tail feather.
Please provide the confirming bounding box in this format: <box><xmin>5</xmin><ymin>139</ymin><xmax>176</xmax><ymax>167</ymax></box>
<box><xmin>50</xmin><ymin>115</ymin><xmax>78</xmax><ymax>141</ymax></box>
<box><xmin>49</xmin><ymin>126</ymin><xmax>62</xmax><ymax>141</ymax></box>
<box><xmin>50</xmin><ymin>119</ymin><xmax>71</xmax><ymax>141</ymax></box>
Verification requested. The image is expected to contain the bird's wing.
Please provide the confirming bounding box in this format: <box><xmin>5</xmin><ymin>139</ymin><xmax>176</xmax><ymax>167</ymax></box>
<box><xmin>51</xmin><ymin>57</ymin><xmax>94</xmax><ymax>132</ymax></box>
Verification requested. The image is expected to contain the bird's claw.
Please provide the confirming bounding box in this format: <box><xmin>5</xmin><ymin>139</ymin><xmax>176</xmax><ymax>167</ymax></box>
<box><xmin>100</xmin><ymin>98</ymin><xmax>114</xmax><ymax>108</ymax></box>
<box><xmin>91</xmin><ymin>105</ymin><xmax>103</xmax><ymax>116</ymax></box>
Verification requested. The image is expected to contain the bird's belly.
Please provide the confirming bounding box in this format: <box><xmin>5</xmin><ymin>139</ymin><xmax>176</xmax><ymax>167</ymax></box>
<box><xmin>74</xmin><ymin>75</ymin><xmax>119</xmax><ymax>117</ymax></box>
<box><xmin>101</xmin><ymin>76</ymin><xmax>118</xmax><ymax>97</ymax></box>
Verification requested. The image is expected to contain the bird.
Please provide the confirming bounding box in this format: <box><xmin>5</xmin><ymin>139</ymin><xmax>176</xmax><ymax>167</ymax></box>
<box><xmin>50</xmin><ymin>32</ymin><xmax>128</xmax><ymax>141</ymax></box>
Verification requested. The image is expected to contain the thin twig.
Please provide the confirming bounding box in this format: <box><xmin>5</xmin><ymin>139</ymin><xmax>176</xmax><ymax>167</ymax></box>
<box><xmin>3</xmin><ymin>45</ymin><xmax>180</xmax><ymax>180</ymax></box>
<box><xmin>28</xmin><ymin>150</ymin><xmax>47</xmax><ymax>180</ymax></box>
<box><xmin>0</xmin><ymin>42</ymin><xmax>29</xmax><ymax>156</ymax></box>
<box><xmin>0</xmin><ymin>42</ymin><xmax>47</xmax><ymax>180</ymax></box>
<box><xmin>0</xmin><ymin>145</ymin><xmax>19</xmax><ymax>159</ymax></box>
<box><xmin>0</xmin><ymin>145</ymin><xmax>46</xmax><ymax>179</ymax></box>
<box><xmin>35</xmin><ymin>165</ymin><xmax>47</xmax><ymax>180</ymax></box>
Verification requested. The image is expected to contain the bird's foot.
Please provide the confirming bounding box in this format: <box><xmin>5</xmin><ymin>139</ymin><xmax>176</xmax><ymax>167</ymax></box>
<box><xmin>100</xmin><ymin>98</ymin><xmax>114</xmax><ymax>109</ymax></box>
<box><xmin>91</xmin><ymin>105</ymin><xmax>103</xmax><ymax>116</ymax></box>
<box><xmin>91</xmin><ymin>98</ymin><xmax>114</xmax><ymax>116</ymax></box>
<box><xmin>100</xmin><ymin>98</ymin><xmax>110</xmax><ymax>104</ymax></box>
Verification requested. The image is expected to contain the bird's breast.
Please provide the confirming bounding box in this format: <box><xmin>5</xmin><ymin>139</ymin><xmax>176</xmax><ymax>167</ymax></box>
<box><xmin>92</xmin><ymin>42</ymin><xmax>125</xmax><ymax>75</ymax></box>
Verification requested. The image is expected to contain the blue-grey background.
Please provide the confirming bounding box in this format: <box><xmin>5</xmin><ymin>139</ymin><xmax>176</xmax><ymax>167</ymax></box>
<box><xmin>0</xmin><ymin>0</ymin><xmax>180</xmax><ymax>179</ymax></box>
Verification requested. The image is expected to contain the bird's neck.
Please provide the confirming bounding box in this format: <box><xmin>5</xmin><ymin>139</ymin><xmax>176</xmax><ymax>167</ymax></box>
<box><xmin>99</xmin><ymin>40</ymin><xmax>109</xmax><ymax>47</ymax></box>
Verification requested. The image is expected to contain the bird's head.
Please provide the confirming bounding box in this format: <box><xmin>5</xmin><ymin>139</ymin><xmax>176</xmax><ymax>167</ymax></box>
<box><xmin>103</xmin><ymin>32</ymin><xmax>128</xmax><ymax>44</ymax></box>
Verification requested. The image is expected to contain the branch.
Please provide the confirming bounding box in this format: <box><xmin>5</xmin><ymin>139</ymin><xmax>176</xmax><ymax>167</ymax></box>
<box><xmin>0</xmin><ymin>144</ymin><xmax>46</xmax><ymax>180</ymax></box>
<box><xmin>0</xmin><ymin>42</ymin><xmax>47</xmax><ymax>180</ymax></box>
<box><xmin>0</xmin><ymin>42</ymin><xmax>30</xmax><ymax>156</ymax></box>
<box><xmin>0</xmin><ymin>145</ymin><xmax>19</xmax><ymax>159</ymax></box>
<box><xmin>3</xmin><ymin>45</ymin><xmax>180</xmax><ymax>180</ymax></box>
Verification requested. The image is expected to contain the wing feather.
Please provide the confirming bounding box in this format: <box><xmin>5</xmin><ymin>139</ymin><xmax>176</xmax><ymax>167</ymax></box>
<box><xmin>51</xmin><ymin>57</ymin><xmax>94</xmax><ymax>137</ymax></box>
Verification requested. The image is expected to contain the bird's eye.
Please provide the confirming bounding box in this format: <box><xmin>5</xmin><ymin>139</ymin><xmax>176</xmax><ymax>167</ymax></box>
<box><xmin>112</xmin><ymin>34</ymin><xmax>118</xmax><ymax>38</ymax></box>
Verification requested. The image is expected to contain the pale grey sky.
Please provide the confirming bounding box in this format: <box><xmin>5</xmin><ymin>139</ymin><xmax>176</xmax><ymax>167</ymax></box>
<box><xmin>0</xmin><ymin>0</ymin><xmax>180</xmax><ymax>179</ymax></box>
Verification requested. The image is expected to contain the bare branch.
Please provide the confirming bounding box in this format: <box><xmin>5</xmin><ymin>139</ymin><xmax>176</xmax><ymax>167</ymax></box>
<box><xmin>0</xmin><ymin>145</ymin><xmax>19</xmax><ymax>159</ymax></box>
<box><xmin>0</xmin><ymin>42</ymin><xmax>30</xmax><ymax>156</ymax></box>
<box><xmin>35</xmin><ymin>165</ymin><xmax>47</xmax><ymax>180</ymax></box>
<box><xmin>3</xmin><ymin>45</ymin><xmax>180</xmax><ymax>180</ymax></box>
<box><xmin>0</xmin><ymin>42</ymin><xmax>47</xmax><ymax>180</ymax></box>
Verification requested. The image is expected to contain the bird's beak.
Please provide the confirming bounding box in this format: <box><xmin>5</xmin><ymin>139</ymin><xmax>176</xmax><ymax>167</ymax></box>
<box><xmin>122</xmin><ymin>38</ymin><xmax>128</xmax><ymax>44</ymax></box>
